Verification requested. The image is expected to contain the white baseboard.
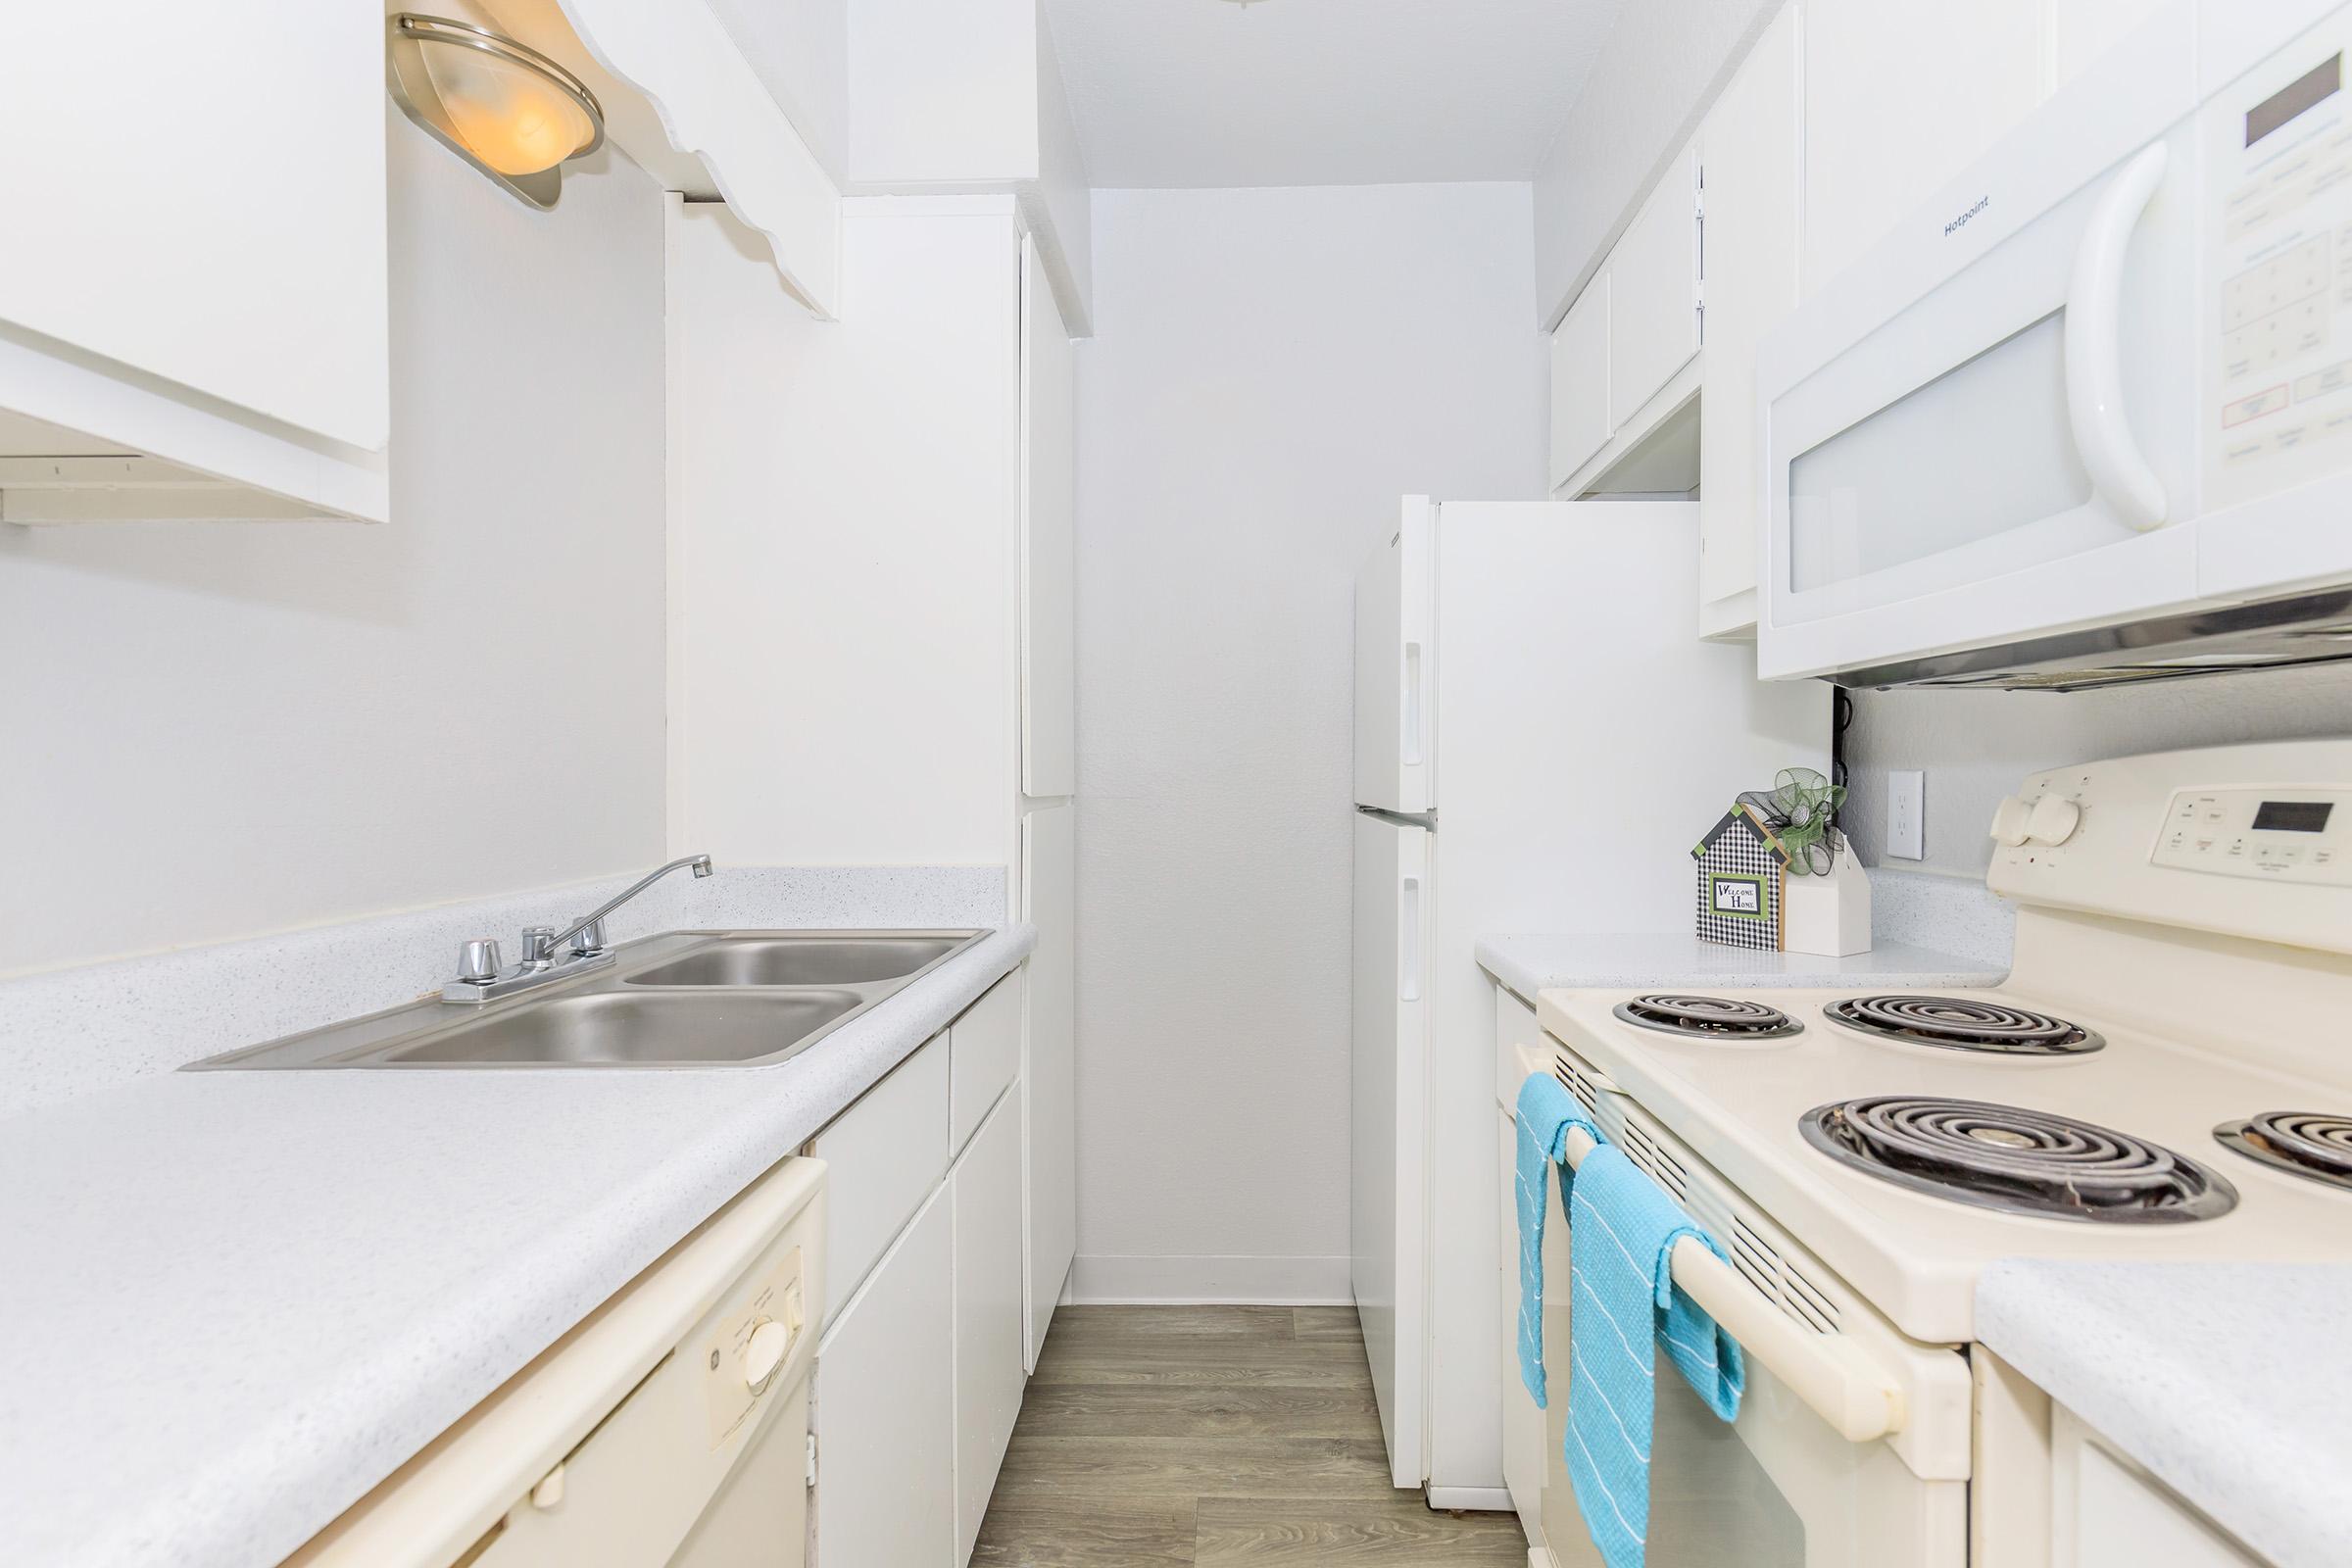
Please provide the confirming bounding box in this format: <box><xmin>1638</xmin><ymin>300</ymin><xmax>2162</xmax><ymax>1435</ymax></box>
<box><xmin>1425</xmin><ymin>1486</ymin><xmax>1515</xmax><ymax>1513</ymax></box>
<box><xmin>1068</xmin><ymin>1253</ymin><xmax>1352</xmax><ymax>1304</ymax></box>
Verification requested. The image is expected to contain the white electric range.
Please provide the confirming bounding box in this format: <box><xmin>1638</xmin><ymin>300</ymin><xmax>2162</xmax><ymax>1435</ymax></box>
<box><xmin>1508</xmin><ymin>741</ymin><xmax>2352</xmax><ymax>1568</ymax></box>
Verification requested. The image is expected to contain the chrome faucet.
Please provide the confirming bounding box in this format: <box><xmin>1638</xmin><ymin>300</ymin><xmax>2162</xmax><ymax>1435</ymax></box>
<box><xmin>444</xmin><ymin>854</ymin><xmax>714</xmax><ymax>1004</ymax></box>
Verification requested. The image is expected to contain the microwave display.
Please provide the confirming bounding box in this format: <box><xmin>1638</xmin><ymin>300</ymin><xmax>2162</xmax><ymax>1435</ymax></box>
<box><xmin>2253</xmin><ymin>800</ymin><xmax>2333</xmax><ymax>833</ymax></box>
<box><xmin>2247</xmin><ymin>54</ymin><xmax>2340</xmax><ymax>146</ymax></box>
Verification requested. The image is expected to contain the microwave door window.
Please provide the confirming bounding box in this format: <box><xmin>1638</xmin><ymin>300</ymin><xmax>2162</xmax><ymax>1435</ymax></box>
<box><xmin>1788</xmin><ymin>312</ymin><xmax>2093</xmax><ymax>594</ymax></box>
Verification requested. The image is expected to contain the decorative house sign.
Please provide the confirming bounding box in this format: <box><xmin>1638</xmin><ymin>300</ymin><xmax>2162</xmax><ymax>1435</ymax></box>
<box><xmin>1692</xmin><ymin>803</ymin><xmax>1788</xmax><ymax>951</ymax></box>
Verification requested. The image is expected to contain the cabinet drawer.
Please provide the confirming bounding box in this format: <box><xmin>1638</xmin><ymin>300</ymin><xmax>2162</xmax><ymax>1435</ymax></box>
<box><xmin>809</xmin><ymin>1036</ymin><xmax>950</xmax><ymax>1321</ymax></box>
<box><xmin>950</xmin><ymin>969</ymin><xmax>1023</xmax><ymax>1156</ymax></box>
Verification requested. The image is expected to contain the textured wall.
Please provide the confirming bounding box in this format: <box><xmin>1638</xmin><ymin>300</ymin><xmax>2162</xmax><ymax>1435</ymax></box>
<box><xmin>1071</xmin><ymin>183</ymin><xmax>1546</xmax><ymax>1300</ymax></box>
<box><xmin>1844</xmin><ymin>666</ymin><xmax>2352</xmax><ymax>879</ymax></box>
<box><xmin>0</xmin><ymin>122</ymin><xmax>668</xmax><ymax>974</ymax></box>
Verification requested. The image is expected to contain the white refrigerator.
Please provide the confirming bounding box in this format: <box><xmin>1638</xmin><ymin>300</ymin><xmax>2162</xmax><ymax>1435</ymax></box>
<box><xmin>1350</xmin><ymin>497</ymin><xmax>1826</xmax><ymax>1504</ymax></box>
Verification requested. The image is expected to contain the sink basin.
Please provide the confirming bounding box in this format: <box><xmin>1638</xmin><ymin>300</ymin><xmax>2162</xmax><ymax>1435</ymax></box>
<box><xmin>624</xmin><ymin>935</ymin><xmax>964</xmax><ymax>988</ymax></box>
<box><xmin>381</xmin><ymin>990</ymin><xmax>864</xmax><ymax>1066</ymax></box>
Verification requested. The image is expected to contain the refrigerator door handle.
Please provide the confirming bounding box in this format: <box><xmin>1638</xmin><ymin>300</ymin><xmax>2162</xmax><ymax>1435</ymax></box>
<box><xmin>1400</xmin><ymin>641</ymin><xmax>1425</xmax><ymax>768</ymax></box>
<box><xmin>1398</xmin><ymin>874</ymin><xmax>1423</xmax><ymax>1002</ymax></box>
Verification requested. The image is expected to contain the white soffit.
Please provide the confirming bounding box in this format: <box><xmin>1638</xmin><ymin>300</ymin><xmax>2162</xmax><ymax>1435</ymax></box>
<box><xmin>1044</xmin><ymin>0</ymin><xmax>1632</xmax><ymax>188</ymax></box>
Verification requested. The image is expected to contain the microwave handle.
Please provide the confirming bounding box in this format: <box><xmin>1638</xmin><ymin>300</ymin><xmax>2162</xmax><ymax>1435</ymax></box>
<box><xmin>2064</xmin><ymin>142</ymin><xmax>2170</xmax><ymax>532</ymax></box>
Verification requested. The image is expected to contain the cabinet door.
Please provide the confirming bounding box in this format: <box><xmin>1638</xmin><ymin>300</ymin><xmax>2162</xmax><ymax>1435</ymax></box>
<box><xmin>1608</xmin><ymin>151</ymin><xmax>1704</xmax><ymax>431</ymax></box>
<box><xmin>1696</xmin><ymin>1</ymin><xmax>1803</xmax><ymax>632</ymax></box>
<box><xmin>1549</xmin><ymin>276</ymin><xmax>1611</xmax><ymax>490</ymax></box>
<box><xmin>951</xmin><ymin>970</ymin><xmax>1024</xmax><ymax>1158</ymax></box>
<box><xmin>0</xmin><ymin>3</ymin><xmax>387</xmax><ymax>450</ymax></box>
<box><xmin>814</xmin><ymin>1187</ymin><xmax>956</xmax><ymax>1568</ymax></box>
<box><xmin>1021</xmin><ymin>803</ymin><xmax>1076</xmax><ymax>1367</ymax></box>
<box><xmin>953</xmin><ymin>1092</ymin><xmax>1028</xmax><ymax>1564</ymax></box>
<box><xmin>1020</xmin><ymin>235</ymin><xmax>1078</xmax><ymax>800</ymax></box>
<box><xmin>2055</xmin><ymin>1407</ymin><xmax>2260</xmax><ymax>1568</ymax></box>
<box><xmin>1803</xmin><ymin>0</ymin><xmax>2044</xmax><ymax>286</ymax></box>
<box><xmin>808</xmin><ymin>1036</ymin><xmax>950</xmax><ymax>1325</ymax></box>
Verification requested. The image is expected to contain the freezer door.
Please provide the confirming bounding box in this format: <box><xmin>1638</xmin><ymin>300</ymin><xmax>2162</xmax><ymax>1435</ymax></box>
<box><xmin>1351</xmin><ymin>808</ymin><xmax>1430</xmax><ymax>1487</ymax></box>
<box><xmin>1352</xmin><ymin>496</ymin><xmax>1436</xmax><ymax>813</ymax></box>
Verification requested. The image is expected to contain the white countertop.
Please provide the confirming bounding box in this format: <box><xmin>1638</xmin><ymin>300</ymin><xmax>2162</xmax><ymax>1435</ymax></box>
<box><xmin>1977</xmin><ymin>1260</ymin><xmax>2352</xmax><ymax>1568</ymax></box>
<box><xmin>0</xmin><ymin>925</ymin><xmax>1031</xmax><ymax>1568</ymax></box>
<box><xmin>1475</xmin><ymin>931</ymin><xmax>2006</xmax><ymax>1001</ymax></box>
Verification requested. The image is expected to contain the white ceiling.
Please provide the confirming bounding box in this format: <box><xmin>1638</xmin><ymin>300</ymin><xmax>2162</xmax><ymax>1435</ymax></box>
<box><xmin>1042</xmin><ymin>0</ymin><xmax>1633</xmax><ymax>189</ymax></box>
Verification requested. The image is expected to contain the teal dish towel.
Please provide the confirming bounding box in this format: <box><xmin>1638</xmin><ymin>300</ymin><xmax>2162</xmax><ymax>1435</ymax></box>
<box><xmin>1514</xmin><ymin>1069</ymin><xmax>1601</xmax><ymax>1407</ymax></box>
<box><xmin>1563</xmin><ymin>1144</ymin><xmax>1746</xmax><ymax>1568</ymax></box>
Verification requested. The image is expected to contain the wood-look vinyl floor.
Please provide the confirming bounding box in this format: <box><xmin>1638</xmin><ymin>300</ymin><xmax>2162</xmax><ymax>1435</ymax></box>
<box><xmin>973</xmin><ymin>1305</ymin><xmax>1531</xmax><ymax>1566</ymax></box>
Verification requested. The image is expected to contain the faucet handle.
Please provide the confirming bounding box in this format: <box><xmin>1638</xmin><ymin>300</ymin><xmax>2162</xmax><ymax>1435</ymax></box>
<box><xmin>569</xmin><ymin>918</ymin><xmax>608</xmax><ymax>958</ymax></box>
<box><xmin>519</xmin><ymin>925</ymin><xmax>561</xmax><ymax>968</ymax></box>
<box><xmin>457</xmin><ymin>938</ymin><xmax>503</xmax><ymax>984</ymax></box>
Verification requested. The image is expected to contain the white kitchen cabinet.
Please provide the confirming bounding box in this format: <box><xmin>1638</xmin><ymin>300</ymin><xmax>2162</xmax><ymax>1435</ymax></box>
<box><xmin>2052</xmin><ymin>1405</ymin><xmax>2262</xmax><ymax>1568</ymax></box>
<box><xmin>1694</xmin><ymin>0</ymin><xmax>1804</xmax><ymax>638</ymax></box>
<box><xmin>0</xmin><ymin>1</ymin><xmax>389</xmax><ymax>522</ymax></box>
<box><xmin>951</xmin><ymin>971</ymin><xmax>1024</xmax><ymax>1158</ymax></box>
<box><xmin>813</xmin><ymin>1185</ymin><xmax>956</xmax><ymax>1568</ymax></box>
<box><xmin>1608</xmin><ymin>149</ymin><xmax>1704</xmax><ymax>432</ymax></box>
<box><xmin>1021</xmin><ymin>236</ymin><xmax>1078</xmax><ymax>801</ymax></box>
<box><xmin>1548</xmin><ymin>277</ymin><xmax>1612</xmax><ymax>491</ymax></box>
<box><xmin>1020</xmin><ymin>800</ymin><xmax>1076</xmax><ymax>1367</ymax></box>
<box><xmin>807</xmin><ymin>1035</ymin><xmax>949</xmax><ymax>1324</ymax></box>
<box><xmin>1802</xmin><ymin>0</ymin><xmax>2045</xmax><ymax>287</ymax></box>
<box><xmin>952</xmin><ymin>1091</ymin><xmax>1028</xmax><ymax>1564</ymax></box>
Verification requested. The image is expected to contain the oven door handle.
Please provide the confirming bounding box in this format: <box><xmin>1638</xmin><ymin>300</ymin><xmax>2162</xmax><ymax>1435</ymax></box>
<box><xmin>1515</xmin><ymin>1047</ymin><xmax>1908</xmax><ymax>1444</ymax></box>
<box><xmin>2064</xmin><ymin>141</ymin><xmax>2170</xmax><ymax>532</ymax></box>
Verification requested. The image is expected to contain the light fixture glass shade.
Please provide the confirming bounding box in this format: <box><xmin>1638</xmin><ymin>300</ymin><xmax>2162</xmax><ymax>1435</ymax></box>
<box><xmin>387</xmin><ymin>15</ymin><xmax>604</xmax><ymax>208</ymax></box>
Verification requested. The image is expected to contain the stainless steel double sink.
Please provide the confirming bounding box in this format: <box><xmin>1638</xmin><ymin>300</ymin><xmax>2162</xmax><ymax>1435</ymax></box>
<box><xmin>189</xmin><ymin>931</ymin><xmax>986</xmax><ymax>1071</ymax></box>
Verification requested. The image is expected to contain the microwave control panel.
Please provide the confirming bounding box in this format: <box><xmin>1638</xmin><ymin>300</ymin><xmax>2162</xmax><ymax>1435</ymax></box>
<box><xmin>2149</xmin><ymin>787</ymin><xmax>2352</xmax><ymax>885</ymax></box>
<box><xmin>2207</xmin><ymin>15</ymin><xmax>2352</xmax><ymax>509</ymax></box>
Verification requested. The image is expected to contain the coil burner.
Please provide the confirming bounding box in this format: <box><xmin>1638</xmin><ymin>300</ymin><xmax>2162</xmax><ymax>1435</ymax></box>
<box><xmin>1612</xmin><ymin>994</ymin><xmax>1802</xmax><ymax>1042</ymax></box>
<box><xmin>2215</xmin><ymin>1111</ymin><xmax>2352</xmax><ymax>1194</ymax></box>
<box><xmin>1824</xmin><ymin>995</ymin><xmax>2103</xmax><ymax>1056</ymax></box>
<box><xmin>1801</xmin><ymin>1097</ymin><xmax>2237</xmax><ymax>1222</ymax></box>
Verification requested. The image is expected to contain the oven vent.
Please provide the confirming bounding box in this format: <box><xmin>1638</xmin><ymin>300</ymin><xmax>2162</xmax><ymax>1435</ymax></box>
<box><xmin>1728</xmin><ymin>1217</ymin><xmax>1840</xmax><ymax>1334</ymax></box>
<box><xmin>1554</xmin><ymin>1061</ymin><xmax>1690</xmax><ymax>1204</ymax></box>
<box><xmin>1552</xmin><ymin>1059</ymin><xmax>1605</xmax><ymax>1118</ymax></box>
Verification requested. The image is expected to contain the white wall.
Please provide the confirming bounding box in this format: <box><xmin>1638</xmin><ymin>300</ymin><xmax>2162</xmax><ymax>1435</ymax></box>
<box><xmin>1533</xmin><ymin>0</ymin><xmax>1778</xmax><ymax>326</ymax></box>
<box><xmin>1073</xmin><ymin>183</ymin><xmax>1546</xmax><ymax>1301</ymax></box>
<box><xmin>665</xmin><ymin>197</ymin><xmax>1021</xmax><ymax>873</ymax></box>
<box><xmin>1843</xmin><ymin>667</ymin><xmax>2352</xmax><ymax>879</ymax></box>
<box><xmin>0</xmin><ymin>119</ymin><xmax>668</xmax><ymax>975</ymax></box>
<box><xmin>707</xmin><ymin>0</ymin><xmax>851</xmax><ymax>179</ymax></box>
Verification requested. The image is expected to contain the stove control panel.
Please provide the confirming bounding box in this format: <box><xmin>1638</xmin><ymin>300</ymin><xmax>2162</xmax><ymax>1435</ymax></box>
<box><xmin>2150</xmin><ymin>787</ymin><xmax>2352</xmax><ymax>884</ymax></box>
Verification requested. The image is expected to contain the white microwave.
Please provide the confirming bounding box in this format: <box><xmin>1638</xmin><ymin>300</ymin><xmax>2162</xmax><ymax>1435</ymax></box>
<box><xmin>1758</xmin><ymin>0</ymin><xmax>2352</xmax><ymax>690</ymax></box>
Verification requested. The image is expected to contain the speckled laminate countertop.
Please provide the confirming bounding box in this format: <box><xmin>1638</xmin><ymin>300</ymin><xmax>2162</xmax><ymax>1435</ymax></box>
<box><xmin>0</xmin><ymin>924</ymin><xmax>1031</xmax><ymax>1568</ymax></box>
<box><xmin>1475</xmin><ymin>931</ymin><xmax>2006</xmax><ymax>1001</ymax></box>
<box><xmin>1977</xmin><ymin>1260</ymin><xmax>2352</xmax><ymax>1568</ymax></box>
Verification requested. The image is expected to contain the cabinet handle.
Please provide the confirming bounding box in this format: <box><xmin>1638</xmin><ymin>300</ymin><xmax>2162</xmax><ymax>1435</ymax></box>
<box><xmin>2064</xmin><ymin>142</ymin><xmax>2169</xmax><ymax>532</ymax></box>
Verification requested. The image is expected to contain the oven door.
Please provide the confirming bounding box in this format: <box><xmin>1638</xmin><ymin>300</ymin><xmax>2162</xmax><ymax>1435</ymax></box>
<box><xmin>1756</xmin><ymin>9</ymin><xmax>2204</xmax><ymax>682</ymax></box>
<box><xmin>1509</xmin><ymin>1045</ymin><xmax>1972</xmax><ymax>1568</ymax></box>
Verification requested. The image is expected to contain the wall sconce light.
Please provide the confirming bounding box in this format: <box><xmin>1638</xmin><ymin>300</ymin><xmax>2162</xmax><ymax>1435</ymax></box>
<box><xmin>386</xmin><ymin>14</ymin><xmax>605</xmax><ymax>209</ymax></box>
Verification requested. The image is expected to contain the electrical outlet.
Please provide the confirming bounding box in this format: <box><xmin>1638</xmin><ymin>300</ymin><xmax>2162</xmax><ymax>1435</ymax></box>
<box><xmin>1886</xmin><ymin>770</ymin><xmax>1926</xmax><ymax>860</ymax></box>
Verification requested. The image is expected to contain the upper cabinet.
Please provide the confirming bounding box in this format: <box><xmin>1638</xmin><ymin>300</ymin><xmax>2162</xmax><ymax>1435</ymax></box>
<box><xmin>0</xmin><ymin>2</ymin><xmax>389</xmax><ymax>523</ymax></box>
<box><xmin>1549</xmin><ymin>278</ymin><xmax>1612</xmax><ymax>491</ymax></box>
<box><xmin>1694</xmin><ymin>3</ymin><xmax>1803</xmax><ymax>638</ymax></box>
<box><xmin>1608</xmin><ymin>151</ymin><xmax>1704</xmax><ymax>432</ymax></box>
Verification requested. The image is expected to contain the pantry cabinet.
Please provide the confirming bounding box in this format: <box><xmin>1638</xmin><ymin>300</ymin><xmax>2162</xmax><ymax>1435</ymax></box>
<box><xmin>1021</xmin><ymin>799</ymin><xmax>1076</xmax><ymax>1367</ymax></box>
<box><xmin>0</xmin><ymin>1</ymin><xmax>389</xmax><ymax>521</ymax></box>
<box><xmin>1694</xmin><ymin>1</ymin><xmax>1804</xmax><ymax>637</ymax></box>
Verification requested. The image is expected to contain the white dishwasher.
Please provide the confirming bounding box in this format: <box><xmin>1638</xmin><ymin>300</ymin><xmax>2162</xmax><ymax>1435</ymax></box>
<box><xmin>289</xmin><ymin>1156</ymin><xmax>826</xmax><ymax>1568</ymax></box>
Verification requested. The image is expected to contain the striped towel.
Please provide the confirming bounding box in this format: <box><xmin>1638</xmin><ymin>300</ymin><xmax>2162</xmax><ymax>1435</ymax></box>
<box><xmin>1562</xmin><ymin>1145</ymin><xmax>1745</xmax><ymax>1568</ymax></box>
<box><xmin>1513</xmin><ymin>1069</ymin><xmax>1600</xmax><ymax>1407</ymax></box>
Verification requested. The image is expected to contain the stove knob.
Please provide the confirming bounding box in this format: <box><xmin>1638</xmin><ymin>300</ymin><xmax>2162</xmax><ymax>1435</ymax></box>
<box><xmin>2027</xmin><ymin>795</ymin><xmax>2082</xmax><ymax>847</ymax></box>
<box><xmin>1990</xmin><ymin>795</ymin><xmax>2034</xmax><ymax>848</ymax></box>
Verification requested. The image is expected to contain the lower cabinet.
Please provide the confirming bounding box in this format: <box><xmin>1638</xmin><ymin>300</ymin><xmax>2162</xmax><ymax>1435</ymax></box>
<box><xmin>810</xmin><ymin>962</ymin><xmax>1040</xmax><ymax>1568</ymax></box>
<box><xmin>812</xmin><ymin>1186</ymin><xmax>957</xmax><ymax>1567</ymax></box>
<box><xmin>953</xmin><ymin>1091</ymin><xmax>1028</xmax><ymax>1560</ymax></box>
